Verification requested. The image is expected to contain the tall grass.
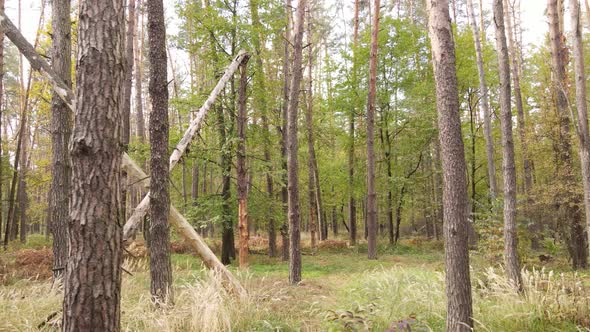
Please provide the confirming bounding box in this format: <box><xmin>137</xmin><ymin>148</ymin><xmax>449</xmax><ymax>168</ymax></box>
<box><xmin>1</xmin><ymin>253</ymin><xmax>589</xmax><ymax>331</ymax></box>
<box><xmin>328</xmin><ymin>265</ymin><xmax>590</xmax><ymax>331</ymax></box>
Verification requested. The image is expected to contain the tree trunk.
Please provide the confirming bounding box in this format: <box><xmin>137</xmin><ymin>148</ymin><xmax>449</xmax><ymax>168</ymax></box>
<box><xmin>366</xmin><ymin>0</ymin><xmax>380</xmax><ymax>260</ymax></box>
<box><xmin>17</xmin><ymin>119</ymin><xmax>29</xmax><ymax>243</ymax></box>
<box><xmin>306</xmin><ymin>5</ymin><xmax>318</xmax><ymax>248</ymax></box>
<box><xmin>349</xmin><ymin>0</ymin><xmax>360</xmax><ymax>247</ymax></box>
<box><xmin>63</xmin><ymin>0</ymin><xmax>125</xmax><ymax>329</ymax></box>
<box><xmin>120</xmin><ymin>0</ymin><xmax>135</xmax><ymax>232</ymax></box>
<box><xmin>466</xmin><ymin>0</ymin><xmax>498</xmax><ymax>199</ymax></box>
<box><xmin>493</xmin><ymin>0</ymin><xmax>523</xmax><ymax>290</ymax></box>
<box><xmin>569</xmin><ymin>0</ymin><xmax>590</xmax><ymax>263</ymax></box>
<box><xmin>237</xmin><ymin>59</ymin><xmax>250</xmax><ymax>268</ymax></box>
<box><xmin>147</xmin><ymin>0</ymin><xmax>173</xmax><ymax>304</ymax></box>
<box><xmin>121</xmin><ymin>52</ymin><xmax>249</xmax><ymax>241</ymax></box>
<box><xmin>504</xmin><ymin>0</ymin><xmax>532</xmax><ymax>197</ymax></box>
<box><xmin>287</xmin><ymin>0</ymin><xmax>306</xmax><ymax>284</ymax></box>
<box><xmin>280</xmin><ymin>0</ymin><xmax>292</xmax><ymax>262</ymax></box>
<box><xmin>547</xmin><ymin>0</ymin><xmax>588</xmax><ymax>269</ymax></box>
<box><xmin>250</xmin><ymin>0</ymin><xmax>276</xmax><ymax>257</ymax></box>
<box><xmin>49</xmin><ymin>0</ymin><xmax>71</xmax><ymax>280</ymax></box>
<box><xmin>135</xmin><ymin>2</ymin><xmax>146</xmax><ymax>143</ymax></box>
<box><xmin>427</xmin><ymin>1</ymin><xmax>473</xmax><ymax>330</ymax></box>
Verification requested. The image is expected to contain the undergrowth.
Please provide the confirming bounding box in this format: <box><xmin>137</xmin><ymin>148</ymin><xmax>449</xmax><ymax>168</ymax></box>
<box><xmin>1</xmin><ymin>237</ymin><xmax>590</xmax><ymax>331</ymax></box>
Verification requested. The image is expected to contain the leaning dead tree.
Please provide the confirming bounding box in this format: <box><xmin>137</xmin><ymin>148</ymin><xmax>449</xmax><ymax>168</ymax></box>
<box><xmin>122</xmin><ymin>50</ymin><xmax>249</xmax><ymax>239</ymax></box>
<box><xmin>0</xmin><ymin>10</ymin><xmax>247</xmax><ymax>296</ymax></box>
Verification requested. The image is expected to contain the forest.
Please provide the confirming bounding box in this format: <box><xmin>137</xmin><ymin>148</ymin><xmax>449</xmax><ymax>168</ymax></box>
<box><xmin>2</xmin><ymin>0</ymin><xmax>590</xmax><ymax>330</ymax></box>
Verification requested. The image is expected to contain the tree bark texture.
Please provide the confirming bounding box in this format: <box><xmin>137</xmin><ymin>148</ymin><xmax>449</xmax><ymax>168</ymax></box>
<box><xmin>427</xmin><ymin>0</ymin><xmax>474</xmax><ymax>330</ymax></box>
<box><xmin>493</xmin><ymin>0</ymin><xmax>523</xmax><ymax>290</ymax></box>
<box><xmin>63</xmin><ymin>0</ymin><xmax>125</xmax><ymax>330</ymax></box>
<box><xmin>288</xmin><ymin>0</ymin><xmax>306</xmax><ymax>284</ymax></box>
<box><xmin>280</xmin><ymin>0</ymin><xmax>292</xmax><ymax>262</ymax></box>
<box><xmin>147</xmin><ymin>0</ymin><xmax>173</xmax><ymax>304</ymax></box>
<box><xmin>49</xmin><ymin>0</ymin><xmax>71</xmax><ymax>280</ymax></box>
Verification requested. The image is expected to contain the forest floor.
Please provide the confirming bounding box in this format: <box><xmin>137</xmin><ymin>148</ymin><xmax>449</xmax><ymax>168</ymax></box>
<box><xmin>1</xmin><ymin>234</ymin><xmax>590</xmax><ymax>331</ymax></box>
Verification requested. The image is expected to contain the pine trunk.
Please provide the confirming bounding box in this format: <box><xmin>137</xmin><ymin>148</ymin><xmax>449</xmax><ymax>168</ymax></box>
<box><xmin>63</xmin><ymin>0</ymin><xmax>125</xmax><ymax>329</ymax></box>
<box><xmin>287</xmin><ymin>0</ymin><xmax>306</xmax><ymax>284</ymax></box>
<box><xmin>466</xmin><ymin>0</ymin><xmax>497</xmax><ymax>199</ymax></box>
<box><xmin>237</xmin><ymin>59</ymin><xmax>250</xmax><ymax>268</ymax></box>
<box><xmin>49</xmin><ymin>0</ymin><xmax>71</xmax><ymax>280</ymax></box>
<box><xmin>427</xmin><ymin>1</ymin><xmax>474</xmax><ymax>330</ymax></box>
<box><xmin>147</xmin><ymin>0</ymin><xmax>173</xmax><ymax>303</ymax></box>
<box><xmin>570</xmin><ymin>0</ymin><xmax>590</xmax><ymax>263</ymax></box>
<box><xmin>493</xmin><ymin>0</ymin><xmax>523</xmax><ymax>290</ymax></box>
<box><xmin>366</xmin><ymin>0</ymin><xmax>380</xmax><ymax>260</ymax></box>
<box><xmin>280</xmin><ymin>0</ymin><xmax>292</xmax><ymax>262</ymax></box>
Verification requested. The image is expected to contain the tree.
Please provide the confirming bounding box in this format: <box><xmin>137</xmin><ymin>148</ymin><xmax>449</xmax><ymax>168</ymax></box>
<box><xmin>49</xmin><ymin>0</ymin><xmax>71</xmax><ymax>280</ymax></box>
<box><xmin>466</xmin><ymin>0</ymin><xmax>497</xmax><ymax>199</ymax></box>
<box><xmin>349</xmin><ymin>0</ymin><xmax>360</xmax><ymax>247</ymax></box>
<box><xmin>504</xmin><ymin>0</ymin><xmax>532</xmax><ymax>198</ymax></box>
<box><xmin>63</xmin><ymin>0</ymin><xmax>125</xmax><ymax>329</ymax></box>
<box><xmin>135</xmin><ymin>1</ymin><xmax>146</xmax><ymax>143</ymax></box>
<box><xmin>547</xmin><ymin>0</ymin><xmax>588</xmax><ymax>269</ymax></box>
<box><xmin>121</xmin><ymin>0</ymin><xmax>135</xmax><ymax>221</ymax></box>
<box><xmin>287</xmin><ymin>0</ymin><xmax>306</xmax><ymax>285</ymax></box>
<box><xmin>427</xmin><ymin>0</ymin><xmax>473</xmax><ymax>330</ymax></box>
<box><xmin>147</xmin><ymin>0</ymin><xmax>173</xmax><ymax>303</ymax></box>
<box><xmin>366</xmin><ymin>0</ymin><xmax>380</xmax><ymax>260</ymax></box>
<box><xmin>493</xmin><ymin>0</ymin><xmax>522</xmax><ymax>290</ymax></box>
<box><xmin>237</xmin><ymin>58</ymin><xmax>250</xmax><ymax>268</ymax></box>
<box><xmin>569</xmin><ymin>0</ymin><xmax>590</xmax><ymax>261</ymax></box>
<box><xmin>249</xmin><ymin>0</ymin><xmax>277</xmax><ymax>257</ymax></box>
<box><xmin>280</xmin><ymin>0</ymin><xmax>292</xmax><ymax>262</ymax></box>
<box><xmin>306</xmin><ymin>2</ymin><xmax>318</xmax><ymax>248</ymax></box>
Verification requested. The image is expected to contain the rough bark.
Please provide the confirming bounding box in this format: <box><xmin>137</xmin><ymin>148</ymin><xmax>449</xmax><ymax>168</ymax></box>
<box><xmin>427</xmin><ymin>0</ymin><xmax>474</xmax><ymax>330</ymax></box>
<box><xmin>63</xmin><ymin>0</ymin><xmax>125</xmax><ymax>330</ymax></box>
<box><xmin>147</xmin><ymin>0</ymin><xmax>173</xmax><ymax>304</ymax></box>
<box><xmin>237</xmin><ymin>59</ymin><xmax>250</xmax><ymax>268</ymax></box>
<box><xmin>493</xmin><ymin>0</ymin><xmax>523</xmax><ymax>290</ymax></box>
<box><xmin>280</xmin><ymin>0</ymin><xmax>292</xmax><ymax>262</ymax></box>
<box><xmin>366</xmin><ymin>0</ymin><xmax>380</xmax><ymax>260</ymax></box>
<box><xmin>466</xmin><ymin>0</ymin><xmax>498</xmax><ymax>199</ymax></box>
<box><xmin>570</xmin><ymin>0</ymin><xmax>590</xmax><ymax>262</ymax></box>
<box><xmin>548</xmin><ymin>0</ymin><xmax>588</xmax><ymax>269</ymax></box>
<box><xmin>287</xmin><ymin>0</ymin><xmax>306</xmax><ymax>284</ymax></box>
<box><xmin>49</xmin><ymin>0</ymin><xmax>71</xmax><ymax>280</ymax></box>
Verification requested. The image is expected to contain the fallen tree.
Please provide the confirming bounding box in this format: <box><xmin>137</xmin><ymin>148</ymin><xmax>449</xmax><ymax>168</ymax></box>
<box><xmin>0</xmin><ymin>10</ymin><xmax>246</xmax><ymax>296</ymax></box>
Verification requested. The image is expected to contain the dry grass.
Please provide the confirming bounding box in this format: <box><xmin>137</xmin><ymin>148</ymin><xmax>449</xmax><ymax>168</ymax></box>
<box><xmin>2</xmin><ymin>239</ymin><xmax>590</xmax><ymax>331</ymax></box>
